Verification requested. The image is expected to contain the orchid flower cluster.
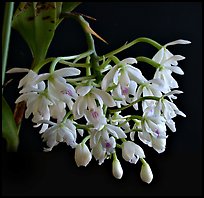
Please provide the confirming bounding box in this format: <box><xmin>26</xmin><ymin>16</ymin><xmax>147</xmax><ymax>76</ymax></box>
<box><xmin>7</xmin><ymin>36</ymin><xmax>190</xmax><ymax>183</ymax></box>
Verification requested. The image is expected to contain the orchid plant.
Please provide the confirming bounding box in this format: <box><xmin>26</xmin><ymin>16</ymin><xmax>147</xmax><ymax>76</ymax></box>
<box><xmin>2</xmin><ymin>2</ymin><xmax>190</xmax><ymax>184</ymax></box>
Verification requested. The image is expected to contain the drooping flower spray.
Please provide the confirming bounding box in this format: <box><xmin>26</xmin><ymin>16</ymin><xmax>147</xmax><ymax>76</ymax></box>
<box><xmin>5</xmin><ymin>2</ymin><xmax>190</xmax><ymax>184</ymax></box>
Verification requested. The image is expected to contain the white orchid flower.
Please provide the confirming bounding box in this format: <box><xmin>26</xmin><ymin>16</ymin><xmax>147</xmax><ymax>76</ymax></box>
<box><xmin>36</xmin><ymin>68</ymin><xmax>80</xmax><ymax>110</ymax></box>
<box><xmin>90</xmin><ymin>124</ymin><xmax>126</xmax><ymax>149</ymax></box>
<box><xmin>111</xmin><ymin>112</ymin><xmax>130</xmax><ymax>131</ymax></box>
<box><xmin>152</xmin><ymin>39</ymin><xmax>191</xmax><ymax>93</ymax></box>
<box><xmin>112</xmin><ymin>80</ymin><xmax>137</xmax><ymax>108</ymax></box>
<box><xmin>15</xmin><ymin>81</ymin><xmax>53</xmax><ymax>133</ymax></box>
<box><xmin>92</xmin><ymin>136</ymin><xmax>116</xmax><ymax>165</ymax></box>
<box><xmin>121</xmin><ymin>141</ymin><xmax>145</xmax><ymax>164</ymax></box>
<box><xmin>75</xmin><ymin>143</ymin><xmax>92</xmax><ymax>167</ymax></box>
<box><xmin>49</xmin><ymin>101</ymin><xmax>66</xmax><ymax>123</ymax></box>
<box><xmin>7</xmin><ymin>68</ymin><xmax>40</xmax><ymax>91</ymax></box>
<box><xmin>72</xmin><ymin>85</ymin><xmax>115</xmax><ymax>120</ymax></box>
<box><xmin>91</xmin><ymin>141</ymin><xmax>106</xmax><ymax>165</ymax></box>
<box><xmin>40</xmin><ymin>119</ymin><xmax>77</xmax><ymax>151</ymax></box>
<box><xmin>101</xmin><ymin>58</ymin><xmax>146</xmax><ymax>92</ymax></box>
<box><xmin>138</xmin><ymin>130</ymin><xmax>167</xmax><ymax>153</ymax></box>
<box><xmin>156</xmin><ymin>90</ymin><xmax>186</xmax><ymax>132</ymax></box>
<box><xmin>139</xmin><ymin>106</ymin><xmax>168</xmax><ymax>153</ymax></box>
<box><xmin>84</xmin><ymin>106</ymin><xmax>107</xmax><ymax>130</ymax></box>
<box><xmin>90</xmin><ymin>124</ymin><xmax>126</xmax><ymax>165</ymax></box>
<box><xmin>133</xmin><ymin>78</ymin><xmax>164</xmax><ymax>111</ymax></box>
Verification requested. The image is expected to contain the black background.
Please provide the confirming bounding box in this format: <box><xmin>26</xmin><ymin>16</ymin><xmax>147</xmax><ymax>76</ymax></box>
<box><xmin>1</xmin><ymin>2</ymin><xmax>202</xmax><ymax>196</ymax></box>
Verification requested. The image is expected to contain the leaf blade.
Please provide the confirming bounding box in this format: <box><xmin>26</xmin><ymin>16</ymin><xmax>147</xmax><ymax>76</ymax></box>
<box><xmin>2</xmin><ymin>96</ymin><xmax>19</xmax><ymax>151</ymax></box>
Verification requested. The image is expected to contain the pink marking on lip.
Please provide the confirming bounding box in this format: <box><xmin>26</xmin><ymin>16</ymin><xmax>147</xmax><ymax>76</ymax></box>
<box><xmin>155</xmin><ymin>129</ymin><xmax>160</xmax><ymax>137</ymax></box>
<box><xmin>91</xmin><ymin>110</ymin><xmax>99</xmax><ymax>119</ymax></box>
<box><xmin>122</xmin><ymin>87</ymin><xmax>129</xmax><ymax>95</ymax></box>
<box><xmin>61</xmin><ymin>89</ymin><xmax>73</xmax><ymax>96</ymax></box>
<box><xmin>105</xmin><ymin>142</ymin><xmax>111</xmax><ymax>148</ymax></box>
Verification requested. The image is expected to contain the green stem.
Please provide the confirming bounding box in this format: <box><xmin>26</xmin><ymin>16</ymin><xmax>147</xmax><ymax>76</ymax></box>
<box><xmin>75</xmin><ymin>123</ymin><xmax>93</xmax><ymax>130</ymax></box>
<box><xmin>136</xmin><ymin>56</ymin><xmax>160</xmax><ymax>69</ymax></box>
<box><xmin>49</xmin><ymin>53</ymin><xmax>91</xmax><ymax>73</ymax></box>
<box><xmin>113</xmin><ymin>152</ymin><xmax>118</xmax><ymax>160</ymax></box>
<box><xmin>66</xmin><ymin>75</ymin><xmax>96</xmax><ymax>83</ymax></box>
<box><xmin>33</xmin><ymin>57</ymin><xmax>55</xmax><ymax>73</ymax></box>
<box><xmin>76</xmin><ymin>15</ymin><xmax>102</xmax><ymax>81</ymax></box>
<box><xmin>2</xmin><ymin>2</ymin><xmax>14</xmax><ymax>91</ymax></box>
<box><xmin>59</xmin><ymin>60</ymin><xmax>90</xmax><ymax>68</ymax></box>
<box><xmin>109</xmin><ymin>56</ymin><xmax>120</xmax><ymax>64</ymax></box>
<box><xmin>62</xmin><ymin>111</ymin><xmax>72</xmax><ymax>123</ymax></box>
<box><xmin>140</xmin><ymin>158</ymin><xmax>146</xmax><ymax>164</ymax></box>
<box><xmin>117</xmin><ymin>115</ymin><xmax>142</xmax><ymax>127</ymax></box>
<box><xmin>109</xmin><ymin>96</ymin><xmax>160</xmax><ymax>113</ymax></box>
<box><xmin>99</xmin><ymin>37</ymin><xmax>162</xmax><ymax>61</ymax></box>
<box><xmin>81</xmin><ymin>135</ymin><xmax>91</xmax><ymax>144</ymax></box>
<box><xmin>123</xmin><ymin>128</ymin><xmax>143</xmax><ymax>134</ymax></box>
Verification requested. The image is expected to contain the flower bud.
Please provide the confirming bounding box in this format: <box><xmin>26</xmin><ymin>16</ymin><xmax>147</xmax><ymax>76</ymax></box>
<box><xmin>74</xmin><ymin>143</ymin><xmax>92</xmax><ymax>167</ymax></box>
<box><xmin>140</xmin><ymin>159</ymin><xmax>153</xmax><ymax>184</ymax></box>
<box><xmin>112</xmin><ymin>157</ymin><xmax>123</xmax><ymax>179</ymax></box>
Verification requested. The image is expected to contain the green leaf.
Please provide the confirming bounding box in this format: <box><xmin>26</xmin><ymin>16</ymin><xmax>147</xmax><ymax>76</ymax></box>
<box><xmin>2</xmin><ymin>96</ymin><xmax>19</xmax><ymax>151</ymax></box>
<box><xmin>12</xmin><ymin>2</ymin><xmax>63</xmax><ymax>69</ymax></box>
<box><xmin>61</xmin><ymin>2</ymin><xmax>82</xmax><ymax>13</ymax></box>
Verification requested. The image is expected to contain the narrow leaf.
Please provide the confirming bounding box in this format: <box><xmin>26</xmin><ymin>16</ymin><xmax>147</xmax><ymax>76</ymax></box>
<box><xmin>2</xmin><ymin>96</ymin><xmax>19</xmax><ymax>151</ymax></box>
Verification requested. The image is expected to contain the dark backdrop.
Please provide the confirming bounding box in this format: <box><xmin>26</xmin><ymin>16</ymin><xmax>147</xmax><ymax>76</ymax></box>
<box><xmin>1</xmin><ymin>2</ymin><xmax>202</xmax><ymax>196</ymax></box>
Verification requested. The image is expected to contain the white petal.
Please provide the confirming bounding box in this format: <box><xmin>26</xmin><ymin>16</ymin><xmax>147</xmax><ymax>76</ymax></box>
<box><xmin>54</xmin><ymin>68</ymin><xmax>81</xmax><ymax>77</ymax></box>
<box><xmin>113</xmin><ymin>68</ymin><xmax>120</xmax><ymax>85</ymax></box>
<box><xmin>77</xmin><ymin>129</ymin><xmax>84</xmax><ymax>136</ymax></box>
<box><xmin>166</xmin><ymin>119</ymin><xmax>176</xmax><ymax>132</ymax></box>
<box><xmin>37</xmin><ymin>120</ymin><xmax>56</xmax><ymax>125</ymax></box>
<box><xmin>130</xmin><ymin>132</ymin><xmax>135</xmax><ymax>141</ymax></box>
<box><xmin>175</xmin><ymin>109</ymin><xmax>186</xmax><ymax>117</ymax></box>
<box><xmin>92</xmin><ymin>143</ymin><xmax>106</xmax><ymax>162</ymax></box>
<box><xmin>138</xmin><ymin>132</ymin><xmax>152</xmax><ymax>147</ymax></box>
<box><xmin>92</xmin><ymin>92</ymin><xmax>104</xmax><ymax>107</ymax></box>
<box><xmin>77</xmin><ymin>86</ymin><xmax>92</xmax><ymax>96</ymax></box>
<box><xmin>107</xmin><ymin>124</ymin><xmax>127</xmax><ymax>139</ymax></box>
<box><xmin>15</xmin><ymin>93</ymin><xmax>35</xmax><ymax>103</ymax></box>
<box><xmin>6</xmin><ymin>68</ymin><xmax>29</xmax><ymax>73</ymax></box>
<box><xmin>63</xmin><ymin>129</ymin><xmax>76</xmax><ymax>148</ymax></box>
<box><xmin>126</xmin><ymin>65</ymin><xmax>146</xmax><ymax>84</ymax></box>
<box><xmin>92</xmin><ymin>88</ymin><xmax>116</xmax><ymax>107</ymax></box>
<box><xmin>166</xmin><ymin>66</ymin><xmax>184</xmax><ymax>75</ymax></box>
<box><xmin>101</xmin><ymin>65</ymin><xmax>118</xmax><ymax>90</ymax></box>
<box><xmin>121</xmin><ymin>58</ymin><xmax>137</xmax><ymax>65</ymax></box>
<box><xmin>18</xmin><ymin>71</ymin><xmax>38</xmax><ymax>88</ymax></box>
<box><xmin>163</xmin><ymin>70</ymin><xmax>178</xmax><ymax>89</ymax></box>
<box><xmin>164</xmin><ymin>55</ymin><xmax>185</xmax><ymax>66</ymax></box>
<box><xmin>165</xmin><ymin>39</ymin><xmax>191</xmax><ymax>47</ymax></box>
<box><xmin>152</xmin><ymin>48</ymin><xmax>164</xmax><ymax>64</ymax></box>
<box><xmin>35</xmin><ymin>73</ymin><xmax>50</xmax><ymax>84</ymax></box>
<box><xmin>65</xmin><ymin>119</ymin><xmax>76</xmax><ymax>131</ymax></box>
<box><xmin>164</xmin><ymin>90</ymin><xmax>183</xmax><ymax>96</ymax></box>
<box><xmin>120</xmin><ymin>70</ymin><xmax>130</xmax><ymax>86</ymax></box>
<box><xmin>39</xmin><ymin>124</ymin><xmax>49</xmax><ymax>134</ymax></box>
<box><xmin>77</xmin><ymin>96</ymin><xmax>87</xmax><ymax>116</ymax></box>
<box><xmin>129</xmin><ymin>80</ymin><xmax>137</xmax><ymax>95</ymax></box>
<box><xmin>152</xmin><ymin>137</ymin><xmax>166</xmax><ymax>153</ymax></box>
<box><xmin>25</xmin><ymin>105</ymin><xmax>33</xmax><ymax>119</ymax></box>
